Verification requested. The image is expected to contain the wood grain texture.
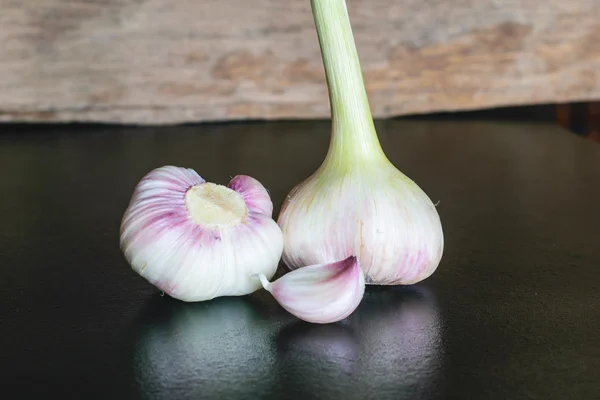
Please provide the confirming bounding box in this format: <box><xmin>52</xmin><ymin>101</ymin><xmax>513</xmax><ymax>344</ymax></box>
<box><xmin>1</xmin><ymin>0</ymin><xmax>599</xmax><ymax>124</ymax></box>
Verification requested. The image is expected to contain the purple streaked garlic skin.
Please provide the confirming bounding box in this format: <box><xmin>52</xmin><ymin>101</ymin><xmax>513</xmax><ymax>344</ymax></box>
<box><xmin>119</xmin><ymin>166</ymin><xmax>283</xmax><ymax>302</ymax></box>
<box><xmin>257</xmin><ymin>256</ymin><xmax>365</xmax><ymax>324</ymax></box>
<box><xmin>278</xmin><ymin>169</ymin><xmax>444</xmax><ymax>285</ymax></box>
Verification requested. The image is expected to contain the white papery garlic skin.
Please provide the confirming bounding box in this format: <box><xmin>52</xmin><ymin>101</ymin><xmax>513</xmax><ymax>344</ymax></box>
<box><xmin>278</xmin><ymin>164</ymin><xmax>444</xmax><ymax>285</ymax></box>
<box><xmin>257</xmin><ymin>256</ymin><xmax>365</xmax><ymax>324</ymax></box>
<box><xmin>120</xmin><ymin>166</ymin><xmax>284</xmax><ymax>302</ymax></box>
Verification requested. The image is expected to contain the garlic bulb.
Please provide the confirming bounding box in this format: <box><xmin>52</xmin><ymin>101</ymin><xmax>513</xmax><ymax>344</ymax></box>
<box><xmin>277</xmin><ymin>0</ymin><xmax>444</xmax><ymax>285</ymax></box>
<box><xmin>257</xmin><ymin>256</ymin><xmax>365</xmax><ymax>324</ymax></box>
<box><xmin>120</xmin><ymin>166</ymin><xmax>284</xmax><ymax>302</ymax></box>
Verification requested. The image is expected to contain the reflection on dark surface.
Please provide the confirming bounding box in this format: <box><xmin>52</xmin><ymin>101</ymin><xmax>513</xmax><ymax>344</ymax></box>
<box><xmin>277</xmin><ymin>322</ymin><xmax>358</xmax><ymax>372</ymax></box>
<box><xmin>132</xmin><ymin>295</ymin><xmax>279</xmax><ymax>400</ymax></box>
<box><xmin>350</xmin><ymin>286</ymin><xmax>445</xmax><ymax>398</ymax></box>
<box><xmin>276</xmin><ymin>322</ymin><xmax>359</xmax><ymax>398</ymax></box>
<box><xmin>132</xmin><ymin>285</ymin><xmax>444</xmax><ymax>399</ymax></box>
<box><xmin>275</xmin><ymin>285</ymin><xmax>444</xmax><ymax>399</ymax></box>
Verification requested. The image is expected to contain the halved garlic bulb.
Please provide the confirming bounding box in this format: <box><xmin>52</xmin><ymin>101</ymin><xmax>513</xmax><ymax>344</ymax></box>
<box><xmin>257</xmin><ymin>256</ymin><xmax>365</xmax><ymax>324</ymax></box>
<box><xmin>119</xmin><ymin>166</ymin><xmax>284</xmax><ymax>302</ymax></box>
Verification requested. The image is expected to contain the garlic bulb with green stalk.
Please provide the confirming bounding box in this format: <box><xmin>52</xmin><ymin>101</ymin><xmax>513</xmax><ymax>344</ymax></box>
<box><xmin>257</xmin><ymin>256</ymin><xmax>365</xmax><ymax>324</ymax></box>
<box><xmin>277</xmin><ymin>0</ymin><xmax>444</xmax><ymax>285</ymax></box>
<box><xmin>120</xmin><ymin>166</ymin><xmax>284</xmax><ymax>302</ymax></box>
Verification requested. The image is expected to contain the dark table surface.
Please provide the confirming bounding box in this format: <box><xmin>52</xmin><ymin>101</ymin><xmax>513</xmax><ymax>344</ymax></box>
<box><xmin>1</xmin><ymin>120</ymin><xmax>599</xmax><ymax>399</ymax></box>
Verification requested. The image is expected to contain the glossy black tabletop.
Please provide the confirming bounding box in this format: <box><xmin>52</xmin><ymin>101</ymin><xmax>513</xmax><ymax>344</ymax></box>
<box><xmin>1</xmin><ymin>120</ymin><xmax>599</xmax><ymax>399</ymax></box>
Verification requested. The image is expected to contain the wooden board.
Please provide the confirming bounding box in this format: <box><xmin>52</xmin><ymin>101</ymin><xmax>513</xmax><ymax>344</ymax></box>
<box><xmin>1</xmin><ymin>0</ymin><xmax>599</xmax><ymax>124</ymax></box>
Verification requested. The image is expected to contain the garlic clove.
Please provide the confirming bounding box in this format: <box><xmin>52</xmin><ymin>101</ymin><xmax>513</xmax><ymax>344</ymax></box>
<box><xmin>120</xmin><ymin>166</ymin><xmax>283</xmax><ymax>302</ymax></box>
<box><xmin>257</xmin><ymin>256</ymin><xmax>365</xmax><ymax>324</ymax></box>
<box><xmin>227</xmin><ymin>175</ymin><xmax>274</xmax><ymax>217</ymax></box>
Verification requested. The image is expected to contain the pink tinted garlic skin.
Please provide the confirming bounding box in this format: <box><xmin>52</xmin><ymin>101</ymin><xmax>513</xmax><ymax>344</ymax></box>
<box><xmin>257</xmin><ymin>256</ymin><xmax>365</xmax><ymax>324</ymax></box>
<box><xmin>120</xmin><ymin>166</ymin><xmax>283</xmax><ymax>302</ymax></box>
<box><xmin>278</xmin><ymin>166</ymin><xmax>444</xmax><ymax>285</ymax></box>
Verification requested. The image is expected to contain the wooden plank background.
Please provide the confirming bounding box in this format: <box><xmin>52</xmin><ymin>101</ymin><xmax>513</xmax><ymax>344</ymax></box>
<box><xmin>1</xmin><ymin>0</ymin><xmax>599</xmax><ymax>125</ymax></box>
